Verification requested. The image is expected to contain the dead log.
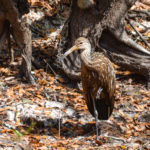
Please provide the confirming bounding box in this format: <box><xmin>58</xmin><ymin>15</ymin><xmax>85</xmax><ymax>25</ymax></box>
<box><xmin>57</xmin><ymin>0</ymin><xmax>150</xmax><ymax>88</ymax></box>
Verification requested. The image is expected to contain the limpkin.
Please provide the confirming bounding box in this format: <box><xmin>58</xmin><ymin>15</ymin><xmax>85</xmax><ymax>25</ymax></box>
<box><xmin>61</xmin><ymin>37</ymin><xmax>116</xmax><ymax>139</ymax></box>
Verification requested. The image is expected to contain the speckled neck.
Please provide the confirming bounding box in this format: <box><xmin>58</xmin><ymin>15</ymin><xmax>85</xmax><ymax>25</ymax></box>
<box><xmin>80</xmin><ymin>44</ymin><xmax>92</xmax><ymax>66</ymax></box>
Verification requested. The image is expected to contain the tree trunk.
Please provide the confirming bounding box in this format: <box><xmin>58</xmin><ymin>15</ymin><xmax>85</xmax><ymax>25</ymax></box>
<box><xmin>0</xmin><ymin>0</ymin><xmax>35</xmax><ymax>84</ymax></box>
<box><xmin>58</xmin><ymin>0</ymin><xmax>150</xmax><ymax>88</ymax></box>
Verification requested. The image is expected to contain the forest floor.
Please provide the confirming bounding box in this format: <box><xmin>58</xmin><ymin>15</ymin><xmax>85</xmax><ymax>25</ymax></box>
<box><xmin>0</xmin><ymin>0</ymin><xmax>150</xmax><ymax>149</ymax></box>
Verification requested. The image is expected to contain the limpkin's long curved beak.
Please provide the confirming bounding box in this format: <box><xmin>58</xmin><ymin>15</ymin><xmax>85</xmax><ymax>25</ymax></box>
<box><xmin>60</xmin><ymin>45</ymin><xmax>78</xmax><ymax>61</ymax></box>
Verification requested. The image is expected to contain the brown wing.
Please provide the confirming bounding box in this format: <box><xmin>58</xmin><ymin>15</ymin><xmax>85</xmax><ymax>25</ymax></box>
<box><xmin>81</xmin><ymin>53</ymin><xmax>115</xmax><ymax>120</ymax></box>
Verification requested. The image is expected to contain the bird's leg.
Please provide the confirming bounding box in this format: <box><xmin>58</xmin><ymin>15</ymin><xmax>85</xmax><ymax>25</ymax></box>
<box><xmin>8</xmin><ymin>26</ymin><xmax>14</xmax><ymax>64</ymax></box>
<box><xmin>92</xmin><ymin>97</ymin><xmax>99</xmax><ymax>140</ymax></box>
<box><xmin>93</xmin><ymin>88</ymin><xmax>103</xmax><ymax>140</ymax></box>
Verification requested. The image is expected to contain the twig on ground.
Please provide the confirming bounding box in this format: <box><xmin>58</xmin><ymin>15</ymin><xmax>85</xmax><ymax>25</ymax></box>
<box><xmin>54</xmin><ymin>95</ymin><xmax>61</xmax><ymax>138</ymax></box>
<box><xmin>143</xmin><ymin>141</ymin><xmax>150</xmax><ymax>147</ymax></box>
<box><xmin>43</xmin><ymin>59</ymin><xmax>57</xmax><ymax>76</ymax></box>
<box><xmin>128</xmin><ymin>10</ymin><xmax>150</xmax><ymax>19</ymax></box>
<box><xmin>43</xmin><ymin>88</ymin><xmax>50</xmax><ymax>100</ymax></box>
<box><xmin>104</xmin><ymin>135</ymin><xmax>126</xmax><ymax>142</ymax></box>
<box><xmin>126</xmin><ymin>17</ymin><xmax>150</xmax><ymax>48</ymax></box>
<box><xmin>58</xmin><ymin>110</ymin><xmax>61</xmax><ymax>138</ymax></box>
<box><xmin>14</xmin><ymin>103</ymin><xmax>17</xmax><ymax>122</ymax></box>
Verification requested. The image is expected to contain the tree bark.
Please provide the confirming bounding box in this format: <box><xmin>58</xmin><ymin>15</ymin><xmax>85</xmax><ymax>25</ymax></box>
<box><xmin>58</xmin><ymin>0</ymin><xmax>150</xmax><ymax>88</ymax></box>
<box><xmin>0</xmin><ymin>0</ymin><xmax>35</xmax><ymax>84</ymax></box>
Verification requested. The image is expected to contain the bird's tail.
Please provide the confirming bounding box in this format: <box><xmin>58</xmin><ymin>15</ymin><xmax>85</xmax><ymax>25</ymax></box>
<box><xmin>86</xmin><ymin>90</ymin><xmax>114</xmax><ymax>120</ymax></box>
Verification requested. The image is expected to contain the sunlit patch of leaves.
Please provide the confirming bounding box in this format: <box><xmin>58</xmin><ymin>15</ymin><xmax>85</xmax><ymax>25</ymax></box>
<box><xmin>0</xmin><ymin>0</ymin><xmax>150</xmax><ymax>149</ymax></box>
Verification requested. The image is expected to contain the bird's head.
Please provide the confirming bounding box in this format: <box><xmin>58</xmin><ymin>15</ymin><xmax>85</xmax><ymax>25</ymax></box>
<box><xmin>60</xmin><ymin>37</ymin><xmax>91</xmax><ymax>61</ymax></box>
<box><xmin>74</xmin><ymin>37</ymin><xmax>91</xmax><ymax>50</ymax></box>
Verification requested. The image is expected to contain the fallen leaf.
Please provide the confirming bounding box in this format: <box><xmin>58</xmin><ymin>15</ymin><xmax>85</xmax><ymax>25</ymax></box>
<box><xmin>49</xmin><ymin>29</ymin><xmax>56</xmax><ymax>32</ymax></box>
<box><xmin>1</xmin><ymin>129</ymin><xmax>12</xmax><ymax>133</ymax></box>
<box><xmin>96</xmin><ymin>139</ymin><xmax>103</xmax><ymax>145</ymax></box>
<box><xmin>134</xmin><ymin>124</ymin><xmax>146</xmax><ymax>132</ymax></box>
<box><xmin>121</xmin><ymin>145</ymin><xmax>126</xmax><ymax>150</ymax></box>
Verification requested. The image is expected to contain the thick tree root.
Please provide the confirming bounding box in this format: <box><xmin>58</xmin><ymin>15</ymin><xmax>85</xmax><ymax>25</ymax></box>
<box><xmin>99</xmin><ymin>29</ymin><xmax>150</xmax><ymax>88</ymax></box>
